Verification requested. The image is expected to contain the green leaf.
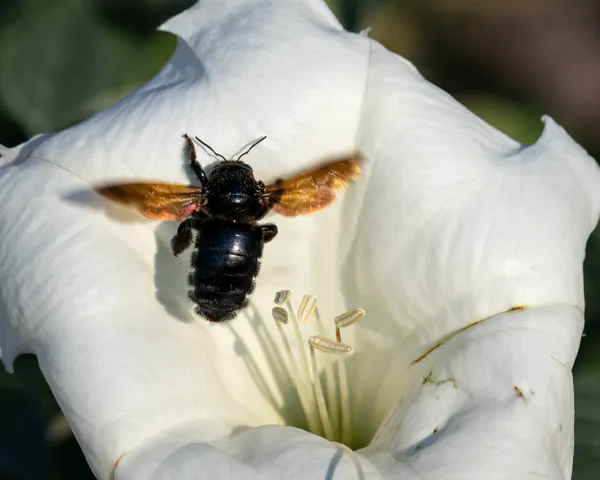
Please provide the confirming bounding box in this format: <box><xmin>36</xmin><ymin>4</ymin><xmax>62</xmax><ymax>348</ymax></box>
<box><xmin>0</xmin><ymin>0</ymin><xmax>175</xmax><ymax>136</ymax></box>
<box><xmin>573</xmin><ymin>347</ymin><xmax>600</xmax><ymax>478</ymax></box>
<box><xmin>0</xmin><ymin>0</ymin><xmax>98</xmax><ymax>134</ymax></box>
<box><xmin>0</xmin><ymin>358</ymin><xmax>50</xmax><ymax>479</ymax></box>
<box><xmin>458</xmin><ymin>94</ymin><xmax>544</xmax><ymax>146</ymax></box>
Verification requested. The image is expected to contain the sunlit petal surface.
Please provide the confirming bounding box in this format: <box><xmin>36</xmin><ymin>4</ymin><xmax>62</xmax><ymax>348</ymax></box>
<box><xmin>0</xmin><ymin>0</ymin><xmax>598</xmax><ymax>479</ymax></box>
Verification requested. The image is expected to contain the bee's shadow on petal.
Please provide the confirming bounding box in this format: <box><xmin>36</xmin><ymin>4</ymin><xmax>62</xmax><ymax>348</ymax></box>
<box><xmin>229</xmin><ymin>303</ymin><xmax>310</xmax><ymax>430</ymax></box>
<box><xmin>63</xmin><ymin>187</ymin><xmax>153</xmax><ymax>223</ymax></box>
<box><xmin>62</xmin><ymin>187</ymin><xmax>196</xmax><ymax>323</ymax></box>
<box><xmin>153</xmin><ymin>221</ymin><xmax>196</xmax><ymax>323</ymax></box>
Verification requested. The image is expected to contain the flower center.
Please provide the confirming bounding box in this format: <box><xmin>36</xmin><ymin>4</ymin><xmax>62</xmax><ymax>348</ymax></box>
<box><xmin>269</xmin><ymin>290</ymin><xmax>366</xmax><ymax>446</ymax></box>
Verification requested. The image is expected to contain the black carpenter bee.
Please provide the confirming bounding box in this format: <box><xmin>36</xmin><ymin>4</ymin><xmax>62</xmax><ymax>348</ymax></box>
<box><xmin>95</xmin><ymin>134</ymin><xmax>362</xmax><ymax>322</ymax></box>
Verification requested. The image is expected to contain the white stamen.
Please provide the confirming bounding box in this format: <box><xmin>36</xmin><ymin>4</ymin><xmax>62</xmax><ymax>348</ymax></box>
<box><xmin>286</xmin><ymin>297</ymin><xmax>313</xmax><ymax>392</ymax></box>
<box><xmin>315</xmin><ymin>306</ymin><xmax>340</xmax><ymax>438</ymax></box>
<box><xmin>270</xmin><ymin>291</ymin><xmax>366</xmax><ymax>447</ymax></box>
<box><xmin>338</xmin><ymin>355</ymin><xmax>351</xmax><ymax>445</ymax></box>
<box><xmin>309</xmin><ymin>335</ymin><xmax>351</xmax><ymax>440</ymax></box>
<box><xmin>271</xmin><ymin>307</ymin><xmax>319</xmax><ymax>434</ymax></box>
<box><xmin>334</xmin><ymin>307</ymin><xmax>366</xmax><ymax>446</ymax></box>
<box><xmin>282</xmin><ymin>294</ymin><xmax>323</xmax><ymax>435</ymax></box>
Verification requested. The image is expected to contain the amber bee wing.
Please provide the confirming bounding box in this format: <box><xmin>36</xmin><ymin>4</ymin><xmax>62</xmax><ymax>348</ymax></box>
<box><xmin>95</xmin><ymin>182</ymin><xmax>204</xmax><ymax>221</ymax></box>
<box><xmin>264</xmin><ymin>154</ymin><xmax>362</xmax><ymax>216</ymax></box>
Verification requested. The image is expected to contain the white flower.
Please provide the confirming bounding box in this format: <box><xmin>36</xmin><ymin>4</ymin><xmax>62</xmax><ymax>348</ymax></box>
<box><xmin>1</xmin><ymin>0</ymin><xmax>599</xmax><ymax>478</ymax></box>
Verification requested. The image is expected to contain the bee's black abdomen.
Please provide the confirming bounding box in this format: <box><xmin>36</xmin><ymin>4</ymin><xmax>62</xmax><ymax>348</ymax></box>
<box><xmin>189</xmin><ymin>219</ymin><xmax>263</xmax><ymax>322</ymax></box>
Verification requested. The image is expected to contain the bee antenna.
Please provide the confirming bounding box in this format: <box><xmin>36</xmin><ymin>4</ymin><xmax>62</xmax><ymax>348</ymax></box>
<box><xmin>236</xmin><ymin>135</ymin><xmax>267</xmax><ymax>162</ymax></box>
<box><xmin>194</xmin><ymin>136</ymin><xmax>228</xmax><ymax>162</ymax></box>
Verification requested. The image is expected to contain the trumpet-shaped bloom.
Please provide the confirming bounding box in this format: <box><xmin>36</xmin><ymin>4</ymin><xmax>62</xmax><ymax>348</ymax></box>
<box><xmin>1</xmin><ymin>0</ymin><xmax>599</xmax><ymax>478</ymax></box>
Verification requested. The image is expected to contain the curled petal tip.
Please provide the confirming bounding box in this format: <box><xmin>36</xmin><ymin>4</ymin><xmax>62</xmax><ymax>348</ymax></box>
<box><xmin>0</xmin><ymin>144</ymin><xmax>14</xmax><ymax>165</ymax></box>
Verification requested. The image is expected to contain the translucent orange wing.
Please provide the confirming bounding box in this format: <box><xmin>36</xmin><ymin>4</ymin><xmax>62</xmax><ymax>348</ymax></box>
<box><xmin>264</xmin><ymin>154</ymin><xmax>362</xmax><ymax>216</ymax></box>
<box><xmin>95</xmin><ymin>182</ymin><xmax>204</xmax><ymax>221</ymax></box>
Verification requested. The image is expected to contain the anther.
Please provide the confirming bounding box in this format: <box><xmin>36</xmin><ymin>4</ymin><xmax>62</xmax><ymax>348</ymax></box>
<box><xmin>298</xmin><ymin>295</ymin><xmax>317</xmax><ymax>324</ymax></box>
<box><xmin>335</xmin><ymin>308</ymin><xmax>365</xmax><ymax>328</ymax></box>
<box><xmin>309</xmin><ymin>335</ymin><xmax>353</xmax><ymax>355</ymax></box>
<box><xmin>335</xmin><ymin>307</ymin><xmax>366</xmax><ymax>343</ymax></box>
<box><xmin>272</xmin><ymin>306</ymin><xmax>288</xmax><ymax>324</ymax></box>
<box><xmin>274</xmin><ymin>290</ymin><xmax>291</xmax><ymax>305</ymax></box>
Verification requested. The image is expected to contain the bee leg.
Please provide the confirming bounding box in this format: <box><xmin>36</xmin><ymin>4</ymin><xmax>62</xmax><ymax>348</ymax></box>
<box><xmin>255</xmin><ymin>184</ymin><xmax>275</xmax><ymax>220</ymax></box>
<box><xmin>254</xmin><ymin>203</ymin><xmax>271</xmax><ymax>221</ymax></box>
<box><xmin>171</xmin><ymin>218</ymin><xmax>196</xmax><ymax>256</ymax></box>
<box><xmin>183</xmin><ymin>134</ymin><xmax>208</xmax><ymax>186</ymax></box>
<box><xmin>260</xmin><ymin>224</ymin><xmax>278</xmax><ymax>243</ymax></box>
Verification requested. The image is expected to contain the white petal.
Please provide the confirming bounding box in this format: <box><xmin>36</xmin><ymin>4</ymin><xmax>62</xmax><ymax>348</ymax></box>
<box><xmin>362</xmin><ymin>305</ymin><xmax>580</xmax><ymax>480</ymax></box>
<box><xmin>116</xmin><ymin>425</ymin><xmax>384</xmax><ymax>480</ymax></box>
<box><xmin>15</xmin><ymin>0</ymin><xmax>369</xmax><ymax>185</ymax></box>
<box><xmin>1</xmin><ymin>0</ymin><xmax>597</xmax><ymax>478</ymax></box>
<box><xmin>0</xmin><ymin>164</ymin><xmax>280</xmax><ymax>475</ymax></box>
<box><xmin>354</xmin><ymin>42</ymin><xmax>600</xmax><ymax>341</ymax></box>
<box><xmin>344</xmin><ymin>41</ymin><xmax>600</xmax><ymax>477</ymax></box>
<box><xmin>0</xmin><ymin>0</ymin><xmax>370</xmax><ymax>478</ymax></box>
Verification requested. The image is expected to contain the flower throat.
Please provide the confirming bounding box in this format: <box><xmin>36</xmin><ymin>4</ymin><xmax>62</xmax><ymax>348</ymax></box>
<box><xmin>270</xmin><ymin>290</ymin><xmax>366</xmax><ymax>446</ymax></box>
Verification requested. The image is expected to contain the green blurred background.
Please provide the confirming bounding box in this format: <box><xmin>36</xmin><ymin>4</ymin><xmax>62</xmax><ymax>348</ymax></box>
<box><xmin>1</xmin><ymin>0</ymin><xmax>600</xmax><ymax>478</ymax></box>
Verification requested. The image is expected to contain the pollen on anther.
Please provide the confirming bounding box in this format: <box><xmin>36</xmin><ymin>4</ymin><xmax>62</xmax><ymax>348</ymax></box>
<box><xmin>335</xmin><ymin>308</ymin><xmax>365</xmax><ymax>328</ymax></box>
<box><xmin>274</xmin><ymin>290</ymin><xmax>291</xmax><ymax>305</ymax></box>
<box><xmin>309</xmin><ymin>335</ymin><xmax>353</xmax><ymax>354</ymax></box>
<box><xmin>272</xmin><ymin>306</ymin><xmax>289</xmax><ymax>324</ymax></box>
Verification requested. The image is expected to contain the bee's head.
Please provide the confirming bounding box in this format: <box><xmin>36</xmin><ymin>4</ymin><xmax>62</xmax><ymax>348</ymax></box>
<box><xmin>194</xmin><ymin>135</ymin><xmax>267</xmax><ymax>221</ymax></box>
<box><xmin>205</xmin><ymin>162</ymin><xmax>262</xmax><ymax>220</ymax></box>
<box><xmin>210</xmin><ymin>161</ymin><xmax>253</xmax><ymax>176</ymax></box>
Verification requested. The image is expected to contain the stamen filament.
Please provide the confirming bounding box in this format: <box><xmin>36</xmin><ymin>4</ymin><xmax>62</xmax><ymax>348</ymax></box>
<box><xmin>338</xmin><ymin>356</ymin><xmax>351</xmax><ymax>446</ymax></box>
<box><xmin>309</xmin><ymin>335</ymin><xmax>352</xmax><ymax>440</ymax></box>
<box><xmin>270</xmin><ymin>291</ymin><xmax>367</xmax><ymax>446</ymax></box>
<box><xmin>272</xmin><ymin>307</ymin><xmax>320</xmax><ymax>434</ymax></box>
<box><xmin>315</xmin><ymin>305</ymin><xmax>340</xmax><ymax>439</ymax></box>
<box><xmin>334</xmin><ymin>308</ymin><xmax>366</xmax><ymax>446</ymax></box>
<box><xmin>287</xmin><ymin>298</ymin><xmax>312</xmax><ymax>390</ymax></box>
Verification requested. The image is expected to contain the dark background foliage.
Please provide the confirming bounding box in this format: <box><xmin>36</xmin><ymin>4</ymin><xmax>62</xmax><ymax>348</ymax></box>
<box><xmin>1</xmin><ymin>0</ymin><xmax>599</xmax><ymax>478</ymax></box>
